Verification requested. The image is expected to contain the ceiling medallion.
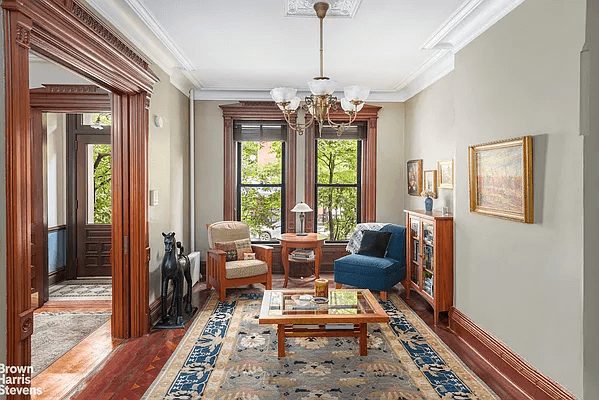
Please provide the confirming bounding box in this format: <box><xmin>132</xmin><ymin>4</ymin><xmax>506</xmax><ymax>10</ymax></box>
<box><xmin>271</xmin><ymin>2</ymin><xmax>369</xmax><ymax>137</ymax></box>
<box><xmin>285</xmin><ymin>0</ymin><xmax>362</xmax><ymax>18</ymax></box>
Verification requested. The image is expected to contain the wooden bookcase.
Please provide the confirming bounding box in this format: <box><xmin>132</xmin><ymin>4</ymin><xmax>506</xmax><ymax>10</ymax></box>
<box><xmin>404</xmin><ymin>210</ymin><xmax>454</xmax><ymax>325</ymax></box>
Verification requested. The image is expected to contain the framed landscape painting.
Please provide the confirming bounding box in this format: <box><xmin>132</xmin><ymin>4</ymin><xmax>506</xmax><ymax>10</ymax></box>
<box><xmin>468</xmin><ymin>136</ymin><xmax>533</xmax><ymax>223</ymax></box>
<box><xmin>407</xmin><ymin>159</ymin><xmax>423</xmax><ymax>196</ymax></box>
<box><xmin>437</xmin><ymin>159</ymin><xmax>454</xmax><ymax>189</ymax></box>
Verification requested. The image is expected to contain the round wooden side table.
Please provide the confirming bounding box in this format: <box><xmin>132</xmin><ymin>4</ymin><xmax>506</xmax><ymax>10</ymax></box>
<box><xmin>279</xmin><ymin>233</ymin><xmax>326</xmax><ymax>288</ymax></box>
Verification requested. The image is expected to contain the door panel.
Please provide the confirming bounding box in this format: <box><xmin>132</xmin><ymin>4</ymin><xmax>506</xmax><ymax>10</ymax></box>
<box><xmin>76</xmin><ymin>133</ymin><xmax>112</xmax><ymax>277</ymax></box>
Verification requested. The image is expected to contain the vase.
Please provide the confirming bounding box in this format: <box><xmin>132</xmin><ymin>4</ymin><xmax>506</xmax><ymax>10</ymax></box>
<box><xmin>424</xmin><ymin>197</ymin><xmax>433</xmax><ymax>212</ymax></box>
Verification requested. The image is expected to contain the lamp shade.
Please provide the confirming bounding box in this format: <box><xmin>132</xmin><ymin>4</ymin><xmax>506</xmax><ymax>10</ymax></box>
<box><xmin>308</xmin><ymin>78</ymin><xmax>336</xmax><ymax>95</ymax></box>
<box><xmin>343</xmin><ymin>85</ymin><xmax>370</xmax><ymax>102</ymax></box>
<box><xmin>270</xmin><ymin>87</ymin><xmax>297</xmax><ymax>103</ymax></box>
<box><xmin>291</xmin><ymin>201</ymin><xmax>313</xmax><ymax>213</ymax></box>
<box><xmin>341</xmin><ymin>98</ymin><xmax>365</xmax><ymax>113</ymax></box>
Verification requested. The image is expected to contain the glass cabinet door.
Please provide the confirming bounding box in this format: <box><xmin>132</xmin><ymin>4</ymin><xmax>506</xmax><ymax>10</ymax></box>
<box><xmin>409</xmin><ymin>217</ymin><xmax>420</xmax><ymax>286</ymax></box>
<box><xmin>422</xmin><ymin>221</ymin><xmax>434</xmax><ymax>298</ymax></box>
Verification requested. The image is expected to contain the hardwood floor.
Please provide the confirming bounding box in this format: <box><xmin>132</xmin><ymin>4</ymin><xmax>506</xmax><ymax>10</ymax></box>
<box><xmin>62</xmin><ymin>274</ymin><xmax>524</xmax><ymax>399</ymax></box>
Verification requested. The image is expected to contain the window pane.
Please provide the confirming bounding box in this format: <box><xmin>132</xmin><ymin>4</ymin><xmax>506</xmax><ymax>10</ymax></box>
<box><xmin>87</xmin><ymin>144</ymin><xmax>111</xmax><ymax>224</ymax></box>
<box><xmin>316</xmin><ymin>186</ymin><xmax>357</xmax><ymax>241</ymax></box>
<box><xmin>241</xmin><ymin>186</ymin><xmax>282</xmax><ymax>241</ymax></box>
<box><xmin>317</xmin><ymin>139</ymin><xmax>358</xmax><ymax>184</ymax></box>
<box><xmin>241</xmin><ymin>141</ymin><xmax>282</xmax><ymax>184</ymax></box>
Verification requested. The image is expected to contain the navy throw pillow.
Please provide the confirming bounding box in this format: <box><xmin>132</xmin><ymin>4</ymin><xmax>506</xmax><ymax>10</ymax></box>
<box><xmin>357</xmin><ymin>230</ymin><xmax>393</xmax><ymax>258</ymax></box>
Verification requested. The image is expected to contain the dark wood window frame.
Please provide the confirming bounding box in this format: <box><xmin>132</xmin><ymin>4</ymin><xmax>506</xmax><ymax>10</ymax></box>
<box><xmin>305</xmin><ymin>104</ymin><xmax>382</xmax><ymax>235</ymax></box>
<box><xmin>314</xmin><ymin>129</ymin><xmax>363</xmax><ymax>241</ymax></box>
<box><xmin>4</xmin><ymin>0</ymin><xmax>159</xmax><ymax>375</ymax></box>
<box><xmin>221</xmin><ymin>102</ymin><xmax>297</xmax><ymax>234</ymax></box>
<box><xmin>236</xmin><ymin>138</ymin><xmax>287</xmax><ymax>241</ymax></box>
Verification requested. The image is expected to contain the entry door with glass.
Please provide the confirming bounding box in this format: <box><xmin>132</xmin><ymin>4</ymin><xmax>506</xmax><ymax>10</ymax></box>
<box><xmin>75</xmin><ymin>119</ymin><xmax>112</xmax><ymax>277</ymax></box>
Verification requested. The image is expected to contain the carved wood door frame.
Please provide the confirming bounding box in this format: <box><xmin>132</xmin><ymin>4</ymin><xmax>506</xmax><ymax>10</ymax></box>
<box><xmin>30</xmin><ymin>84</ymin><xmax>112</xmax><ymax>307</ymax></box>
<box><xmin>3</xmin><ymin>0</ymin><xmax>158</xmax><ymax>387</ymax></box>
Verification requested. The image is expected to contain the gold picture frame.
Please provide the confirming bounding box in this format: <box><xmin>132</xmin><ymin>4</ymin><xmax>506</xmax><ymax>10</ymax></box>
<box><xmin>437</xmin><ymin>159</ymin><xmax>454</xmax><ymax>189</ymax></box>
<box><xmin>468</xmin><ymin>136</ymin><xmax>533</xmax><ymax>223</ymax></box>
<box><xmin>424</xmin><ymin>170</ymin><xmax>438</xmax><ymax>198</ymax></box>
<box><xmin>407</xmin><ymin>159</ymin><xmax>423</xmax><ymax>196</ymax></box>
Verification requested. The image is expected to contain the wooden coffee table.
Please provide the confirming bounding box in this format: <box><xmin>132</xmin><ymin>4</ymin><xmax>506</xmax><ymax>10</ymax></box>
<box><xmin>259</xmin><ymin>289</ymin><xmax>389</xmax><ymax>357</ymax></box>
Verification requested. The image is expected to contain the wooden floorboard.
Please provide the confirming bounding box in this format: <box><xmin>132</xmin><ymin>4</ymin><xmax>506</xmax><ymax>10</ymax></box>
<box><xmin>67</xmin><ymin>273</ymin><xmax>523</xmax><ymax>399</ymax></box>
<box><xmin>31</xmin><ymin>321</ymin><xmax>121</xmax><ymax>400</ymax></box>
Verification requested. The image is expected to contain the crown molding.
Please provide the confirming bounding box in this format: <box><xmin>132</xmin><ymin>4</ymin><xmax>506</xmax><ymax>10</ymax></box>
<box><xmin>83</xmin><ymin>0</ymin><xmax>524</xmax><ymax>102</ymax></box>
<box><xmin>82</xmin><ymin>0</ymin><xmax>198</xmax><ymax>96</ymax></box>
<box><xmin>284</xmin><ymin>0</ymin><xmax>362</xmax><ymax>18</ymax></box>
<box><xmin>395</xmin><ymin>0</ymin><xmax>525</xmax><ymax>100</ymax></box>
<box><xmin>193</xmin><ymin>88</ymin><xmax>406</xmax><ymax>102</ymax></box>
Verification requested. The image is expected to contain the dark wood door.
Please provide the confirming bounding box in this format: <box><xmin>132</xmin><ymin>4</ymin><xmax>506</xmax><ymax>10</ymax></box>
<box><xmin>76</xmin><ymin>132</ymin><xmax>112</xmax><ymax>277</ymax></box>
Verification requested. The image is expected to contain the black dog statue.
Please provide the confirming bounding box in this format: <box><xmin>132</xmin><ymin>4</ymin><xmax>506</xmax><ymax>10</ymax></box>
<box><xmin>159</xmin><ymin>232</ymin><xmax>193</xmax><ymax>326</ymax></box>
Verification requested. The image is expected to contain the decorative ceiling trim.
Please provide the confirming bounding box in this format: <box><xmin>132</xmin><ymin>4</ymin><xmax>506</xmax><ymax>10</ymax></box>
<box><xmin>123</xmin><ymin>0</ymin><xmax>203</xmax><ymax>89</ymax></box>
<box><xmin>82</xmin><ymin>0</ymin><xmax>525</xmax><ymax>101</ymax></box>
<box><xmin>82</xmin><ymin>0</ymin><xmax>198</xmax><ymax>96</ymax></box>
<box><xmin>284</xmin><ymin>0</ymin><xmax>362</xmax><ymax>18</ymax></box>
<box><xmin>395</xmin><ymin>0</ymin><xmax>526</xmax><ymax>100</ymax></box>
<box><xmin>422</xmin><ymin>0</ymin><xmax>484</xmax><ymax>50</ymax></box>
<box><xmin>193</xmin><ymin>88</ymin><xmax>406</xmax><ymax>102</ymax></box>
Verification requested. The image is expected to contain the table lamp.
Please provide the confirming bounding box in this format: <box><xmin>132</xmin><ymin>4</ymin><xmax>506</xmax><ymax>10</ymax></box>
<box><xmin>291</xmin><ymin>201</ymin><xmax>313</xmax><ymax>236</ymax></box>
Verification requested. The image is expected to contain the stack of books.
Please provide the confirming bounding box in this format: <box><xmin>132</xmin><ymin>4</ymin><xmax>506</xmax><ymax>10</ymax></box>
<box><xmin>290</xmin><ymin>248</ymin><xmax>314</xmax><ymax>260</ymax></box>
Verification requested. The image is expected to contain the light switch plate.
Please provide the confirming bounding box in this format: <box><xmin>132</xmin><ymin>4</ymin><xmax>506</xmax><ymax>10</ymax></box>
<box><xmin>149</xmin><ymin>189</ymin><xmax>158</xmax><ymax>206</ymax></box>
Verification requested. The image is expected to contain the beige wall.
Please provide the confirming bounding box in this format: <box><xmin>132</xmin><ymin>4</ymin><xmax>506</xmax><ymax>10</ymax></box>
<box><xmin>0</xmin><ymin>8</ymin><xmax>7</xmax><ymax>376</ymax></box>
<box><xmin>404</xmin><ymin>74</ymin><xmax>455</xmax><ymax>212</ymax></box>
<box><xmin>46</xmin><ymin>113</ymin><xmax>67</xmax><ymax>227</ymax></box>
<box><xmin>404</xmin><ymin>0</ymin><xmax>585</xmax><ymax>396</ymax></box>
<box><xmin>583</xmin><ymin>1</ymin><xmax>599</xmax><ymax>398</ymax></box>
<box><xmin>147</xmin><ymin>65</ymin><xmax>190</xmax><ymax>304</ymax></box>
<box><xmin>193</xmin><ymin>101</ymin><xmax>405</xmax><ymax>253</ymax></box>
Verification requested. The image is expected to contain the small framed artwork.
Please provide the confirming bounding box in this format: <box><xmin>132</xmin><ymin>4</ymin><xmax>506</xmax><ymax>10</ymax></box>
<box><xmin>437</xmin><ymin>159</ymin><xmax>454</xmax><ymax>189</ymax></box>
<box><xmin>468</xmin><ymin>136</ymin><xmax>533</xmax><ymax>223</ymax></box>
<box><xmin>407</xmin><ymin>159</ymin><xmax>423</xmax><ymax>196</ymax></box>
<box><xmin>423</xmin><ymin>170</ymin><xmax>438</xmax><ymax>198</ymax></box>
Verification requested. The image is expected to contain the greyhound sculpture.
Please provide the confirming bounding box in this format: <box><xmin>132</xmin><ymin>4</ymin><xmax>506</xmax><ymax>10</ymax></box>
<box><xmin>160</xmin><ymin>232</ymin><xmax>193</xmax><ymax>325</ymax></box>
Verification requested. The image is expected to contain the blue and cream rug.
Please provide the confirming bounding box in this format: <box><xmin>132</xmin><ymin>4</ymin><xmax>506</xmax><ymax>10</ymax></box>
<box><xmin>143</xmin><ymin>291</ymin><xmax>498</xmax><ymax>399</ymax></box>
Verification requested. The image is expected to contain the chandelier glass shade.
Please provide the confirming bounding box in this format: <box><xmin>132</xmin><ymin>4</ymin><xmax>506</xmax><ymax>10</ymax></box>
<box><xmin>270</xmin><ymin>2</ymin><xmax>369</xmax><ymax>136</ymax></box>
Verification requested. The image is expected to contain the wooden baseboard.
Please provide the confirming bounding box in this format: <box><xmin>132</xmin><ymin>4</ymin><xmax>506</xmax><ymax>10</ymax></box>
<box><xmin>49</xmin><ymin>266</ymin><xmax>67</xmax><ymax>286</ymax></box>
<box><xmin>449</xmin><ymin>307</ymin><xmax>576</xmax><ymax>400</ymax></box>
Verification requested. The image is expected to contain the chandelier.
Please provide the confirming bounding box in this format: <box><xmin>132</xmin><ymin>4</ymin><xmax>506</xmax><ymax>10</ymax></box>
<box><xmin>270</xmin><ymin>2</ymin><xmax>370</xmax><ymax>136</ymax></box>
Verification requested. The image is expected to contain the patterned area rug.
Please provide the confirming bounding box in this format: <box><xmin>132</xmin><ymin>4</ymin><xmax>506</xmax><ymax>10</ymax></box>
<box><xmin>143</xmin><ymin>291</ymin><xmax>498</xmax><ymax>399</ymax></box>
<box><xmin>49</xmin><ymin>278</ymin><xmax>112</xmax><ymax>300</ymax></box>
<box><xmin>32</xmin><ymin>311</ymin><xmax>111</xmax><ymax>376</ymax></box>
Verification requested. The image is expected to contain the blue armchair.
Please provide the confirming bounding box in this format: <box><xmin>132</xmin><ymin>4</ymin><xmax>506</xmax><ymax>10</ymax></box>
<box><xmin>334</xmin><ymin>223</ymin><xmax>406</xmax><ymax>301</ymax></box>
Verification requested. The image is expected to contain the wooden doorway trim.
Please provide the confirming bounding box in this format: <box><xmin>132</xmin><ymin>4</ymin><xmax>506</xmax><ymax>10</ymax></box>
<box><xmin>30</xmin><ymin>84</ymin><xmax>111</xmax><ymax>307</ymax></box>
<box><xmin>3</xmin><ymin>0</ymin><xmax>158</xmax><ymax>379</ymax></box>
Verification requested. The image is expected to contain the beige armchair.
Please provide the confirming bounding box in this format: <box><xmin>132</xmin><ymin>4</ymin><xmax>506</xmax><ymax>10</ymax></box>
<box><xmin>206</xmin><ymin>221</ymin><xmax>273</xmax><ymax>301</ymax></box>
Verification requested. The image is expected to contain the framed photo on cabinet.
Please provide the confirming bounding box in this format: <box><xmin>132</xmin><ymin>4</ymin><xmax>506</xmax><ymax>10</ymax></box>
<box><xmin>468</xmin><ymin>136</ymin><xmax>533</xmax><ymax>223</ymax></box>
<box><xmin>437</xmin><ymin>159</ymin><xmax>454</xmax><ymax>189</ymax></box>
<box><xmin>407</xmin><ymin>159</ymin><xmax>423</xmax><ymax>196</ymax></box>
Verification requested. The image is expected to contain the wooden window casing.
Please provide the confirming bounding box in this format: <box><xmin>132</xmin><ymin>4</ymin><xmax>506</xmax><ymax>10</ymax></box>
<box><xmin>221</xmin><ymin>102</ymin><xmax>297</xmax><ymax>234</ymax></box>
<box><xmin>304</xmin><ymin>104</ymin><xmax>382</xmax><ymax>234</ymax></box>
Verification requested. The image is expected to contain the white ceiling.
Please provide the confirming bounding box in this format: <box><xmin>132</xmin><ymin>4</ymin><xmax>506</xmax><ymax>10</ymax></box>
<box><xmin>83</xmin><ymin>0</ymin><xmax>525</xmax><ymax>100</ymax></box>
